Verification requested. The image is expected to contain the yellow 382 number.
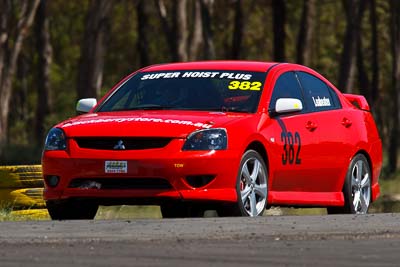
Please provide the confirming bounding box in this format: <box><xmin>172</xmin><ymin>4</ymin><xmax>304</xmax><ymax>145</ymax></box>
<box><xmin>228</xmin><ymin>81</ymin><xmax>262</xmax><ymax>91</ymax></box>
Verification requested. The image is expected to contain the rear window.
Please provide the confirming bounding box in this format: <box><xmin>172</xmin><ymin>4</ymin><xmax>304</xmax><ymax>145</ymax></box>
<box><xmin>297</xmin><ymin>72</ymin><xmax>341</xmax><ymax>111</ymax></box>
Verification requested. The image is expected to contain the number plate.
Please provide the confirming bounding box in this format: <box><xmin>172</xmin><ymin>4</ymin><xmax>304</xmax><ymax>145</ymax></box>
<box><xmin>105</xmin><ymin>161</ymin><xmax>128</xmax><ymax>173</ymax></box>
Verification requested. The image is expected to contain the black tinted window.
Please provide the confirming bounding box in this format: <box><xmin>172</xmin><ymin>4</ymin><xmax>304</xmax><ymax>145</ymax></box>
<box><xmin>297</xmin><ymin>72</ymin><xmax>340</xmax><ymax>111</ymax></box>
<box><xmin>269</xmin><ymin>72</ymin><xmax>304</xmax><ymax>111</ymax></box>
<box><xmin>97</xmin><ymin>70</ymin><xmax>266</xmax><ymax>113</ymax></box>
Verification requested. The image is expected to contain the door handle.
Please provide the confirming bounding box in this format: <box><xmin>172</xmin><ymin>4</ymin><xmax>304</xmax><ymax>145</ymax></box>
<box><xmin>305</xmin><ymin>121</ymin><xmax>317</xmax><ymax>131</ymax></box>
<box><xmin>341</xmin><ymin>118</ymin><xmax>352</xmax><ymax>128</ymax></box>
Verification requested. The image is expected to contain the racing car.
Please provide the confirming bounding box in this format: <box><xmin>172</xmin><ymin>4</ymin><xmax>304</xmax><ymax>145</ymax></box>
<box><xmin>42</xmin><ymin>61</ymin><xmax>382</xmax><ymax>219</ymax></box>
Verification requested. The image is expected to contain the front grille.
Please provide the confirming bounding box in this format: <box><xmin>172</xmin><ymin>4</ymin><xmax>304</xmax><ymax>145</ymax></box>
<box><xmin>75</xmin><ymin>137</ymin><xmax>172</xmax><ymax>150</ymax></box>
<box><xmin>69</xmin><ymin>178</ymin><xmax>172</xmax><ymax>190</ymax></box>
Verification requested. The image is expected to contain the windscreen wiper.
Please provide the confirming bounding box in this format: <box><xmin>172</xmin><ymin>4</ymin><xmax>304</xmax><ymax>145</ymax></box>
<box><xmin>114</xmin><ymin>104</ymin><xmax>172</xmax><ymax>111</ymax></box>
<box><xmin>192</xmin><ymin>107</ymin><xmax>251</xmax><ymax>113</ymax></box>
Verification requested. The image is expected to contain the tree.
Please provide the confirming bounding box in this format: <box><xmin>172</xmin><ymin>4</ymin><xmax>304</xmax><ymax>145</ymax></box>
<box><xmin>338</xmin><ymin>0</ymin><xmax>363</xmax><ymax>93</ymax></box>
<box><xmin>155</xmin><ymin>0</ymin><xmax>189</xmax><ymax>61</ymax></box>
<box><xmin>296</xmin><ymin>0</ymin><xmax>315</xmax><ymax>66</ymax></box>
<box><xmin>155</xmin><ymin>0</ymin><xmax>188</xmax><ymax>61</ymax></box>
<box><xmin>76</xmin><ymin>0</ymin><xmax>114</xmax><ymax>100</ymax></box>
<box><xmin>200</xmin><ymin>0</ymin><xmax>216</xmax><ymax>59</ymax></box>
<box><xmin>231</xmin><ymin>0</ymin><xmax>243</xmax><ymax>59</ymax></box>
<box><xmin>272</xmin><ymin>0</ymin><xmax>286</xmax><ymax>62</ymax></box>
<box><xmin>175</xmin><ymin>0</ymin><xmax>189</xmax><ymax>61</ymax></box>
<box><xmin>189</xmin><ymin>0</ymin><xmax>203</xmax><ymax>60</ymax></box>
<box><xmin>355</xmin><ymin>0</ymin><xmax>379</xmax><ymax>113</ymax></box>
<box><xmin>137</xmin><ymin>0</ymin><xmax>150</xmax><ymax>67</ymax></box>
<box><xmin>35</xmin><ymin>0</ymin><xmax>52</xmax><ymax>144</ymax></box>
<box><xmin>356</xmin><ymin>0</ymin><xmax>368</xmax><ymax>99</ymax></box>
<box><xmin>155</xmin><ymin>0</ymin><xmax>177</xmax><ymax>60</ymax></box>
<box><xmin>156</xmin><ymin>0</ymin><xmax>215</xmax><ymax>61</ymax></box>
<box><xmin>369</xmin><ymin>0</ymin><xmax>379</xmax><ymax>110</ymax></box>
<box><xmin>388</xmin><ymin>0</ymin><xmax>400</xmax><ymax>174</ymax></box>
<box><xmin>0</xmin><ymin>0</ymin><xmax>40</xmax><ymax>147</ymax></box>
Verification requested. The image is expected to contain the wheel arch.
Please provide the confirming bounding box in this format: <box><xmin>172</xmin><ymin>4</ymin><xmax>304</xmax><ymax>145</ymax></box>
<box><xmin>245</xmin><ymin>141</ymin><xmax>269</xmax><ymax>172</ymax></box>
<box><xmin>341</xmin><ymin>150</ymin><xmax>373</xmax><ymax>189</ymax></box>
<box><xmin>354</xmin><ymin>149</ymin><xmax>373</xmax><ymax>178</ymax></box>
<box><xmin>355</xmin><ymin>149</ymin><xmax>378</xmax><ymax>203</ymax></box>
<box><xmin>353</xmin><ymin>149</ymin><xmax>373</xmax><ymax>170</ymax></box>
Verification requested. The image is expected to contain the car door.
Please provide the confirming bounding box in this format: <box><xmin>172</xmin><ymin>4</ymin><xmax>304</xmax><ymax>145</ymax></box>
<box><xmin>267</xmin><ymin>71</ymin><xmax>323</xmax><ymax>192</ymax></box>
<box><xmin>296</xmin><ymin>71</ymin><xmax>356</xmax><ymax>192</ymax></box>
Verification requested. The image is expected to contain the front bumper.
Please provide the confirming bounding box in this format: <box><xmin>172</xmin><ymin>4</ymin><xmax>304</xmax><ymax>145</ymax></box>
<box><xmin>42</xmin><ymin>138</ymin><xmax>239</xmax><ymax>204</ymax></box>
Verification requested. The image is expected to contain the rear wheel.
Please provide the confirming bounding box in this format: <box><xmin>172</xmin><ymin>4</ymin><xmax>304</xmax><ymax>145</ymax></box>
<box><xmin>218</xmin><ymin>150</ymin><xmax>268</xmax><ymax>217</ymax></box>
<box><xmin>327</xmin><ymin>154</ymin><xmax>371</xmax><ymax>214</ymax></box>
<box><xmin>46</xmin><ymin>200</ymin><xmax>99</xmax><ymax>220</ymax></box>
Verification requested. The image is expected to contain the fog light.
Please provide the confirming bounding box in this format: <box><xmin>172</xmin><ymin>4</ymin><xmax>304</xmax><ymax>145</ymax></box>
<box><xmin>45</xmin><ymin>175</ymin><xmax>60</xmax><ymax>188</ymax></box>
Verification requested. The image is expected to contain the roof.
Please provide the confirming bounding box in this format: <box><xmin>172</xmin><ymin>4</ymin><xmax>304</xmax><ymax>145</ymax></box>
<box><xmin>141</xmin><ymin>61</ymin><xmax>279</xmax><ymax>72</ymax></box>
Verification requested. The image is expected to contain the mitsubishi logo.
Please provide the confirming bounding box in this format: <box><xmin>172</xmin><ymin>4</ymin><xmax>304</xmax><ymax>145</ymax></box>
<box><xmin>113</xmin><ymin>140</ymin><xmax>126</xmax><ymax>150</ymax></box>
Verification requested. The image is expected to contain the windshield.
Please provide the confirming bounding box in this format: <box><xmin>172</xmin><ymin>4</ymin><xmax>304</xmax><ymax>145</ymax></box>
<box><xmin>97</xmin><ymin>70</ymin><xmax>267</xmax><ymax>113</ymax></box>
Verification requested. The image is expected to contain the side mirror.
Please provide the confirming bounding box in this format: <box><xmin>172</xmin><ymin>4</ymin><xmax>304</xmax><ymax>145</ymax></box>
<box><xmin>275</xmin><ymin>98</ymin><xmax>303</xmax><ymax>114</ymax></box>
<box><xmin>76</xmin><ymin>98</ymin><xmax>97</xmax><ymax>114</ymax></box>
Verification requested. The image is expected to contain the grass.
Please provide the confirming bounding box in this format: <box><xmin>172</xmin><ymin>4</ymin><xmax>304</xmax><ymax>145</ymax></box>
<box><xmin>0</xmin><ymin>205</ymin><xmax>163</xmax><ymax>221</ymax></box>
<box><xmin>379</xmin><ymin>176</ymin><xmax>400</xmax><ymax>196</ymax></box>
<box><xmin>0</xmin><ymin>206</ymin><xmax>50</xmax><ymax>221</ymax></box>
<box><xmin>96</xmin><ymin>205</ymin><xmax>162</xmax><ymax>219</ymax></box>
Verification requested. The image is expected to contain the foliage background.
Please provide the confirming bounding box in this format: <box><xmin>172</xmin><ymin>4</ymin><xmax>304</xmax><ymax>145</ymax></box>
<box><xmin>0</xmin><ymin>0</ymin><xmax>399</xmax><ymax>181</ymax></box>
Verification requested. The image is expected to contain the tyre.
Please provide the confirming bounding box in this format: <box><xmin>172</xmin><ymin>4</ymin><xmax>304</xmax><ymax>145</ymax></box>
<box><xmin>327</xmin><ymin>154</ymin><xmax>371</xmax><ymax>214</ymax></box>
<box><xmin>46</xmin><ymin>200</ymin><xmax>98</xmax><ymax>220</ymax></box>
<box><xmin>218</xmin><ymin>150</ymin><xmax>268</xmax><ymax>217</ymax></box>
<box><xmin>160</xmin><ymin>202</ymin><xmax>204</xmax><ymax>218</ymax></box>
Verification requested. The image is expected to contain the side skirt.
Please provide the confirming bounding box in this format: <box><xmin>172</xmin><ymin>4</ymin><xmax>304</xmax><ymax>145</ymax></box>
<box><xmin>268</xmin><ymin>191</ymin><xmax>344</xmax><ymax>207</ymax></box>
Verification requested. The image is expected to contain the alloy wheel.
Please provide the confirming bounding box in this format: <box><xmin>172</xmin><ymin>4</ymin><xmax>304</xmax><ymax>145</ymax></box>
<box><xmin>239</xmin><ymin>155</ymin><xmax>268</xmax><ymax>216</ymax></box>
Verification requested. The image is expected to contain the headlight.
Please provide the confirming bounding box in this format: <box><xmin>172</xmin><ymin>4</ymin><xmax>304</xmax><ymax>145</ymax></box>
<box><xmin>182</xmin><ymin>128</ymin><xmax>227</xmax><ymax>150</ymax></box>
<box><xmin>44</xmin><ymin>128</ymin><xmax>67</xmax><ymax>150</ymax></box>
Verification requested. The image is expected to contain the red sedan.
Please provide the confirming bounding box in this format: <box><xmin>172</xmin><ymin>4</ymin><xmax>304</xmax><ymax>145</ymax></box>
<box><xmin>42</xmin><ymin>61</ymin><xmax>382</xmax><ymax>219</ymax></box>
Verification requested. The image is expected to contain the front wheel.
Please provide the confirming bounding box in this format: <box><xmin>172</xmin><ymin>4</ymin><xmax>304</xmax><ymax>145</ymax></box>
<box><xmin>327</xmin><ymin>154</ymin><xmax>371</xmax><ymax>214</ymax></box>
<box><xmin>218</xmin><ymin>150</ymin><xmax>268</xmax><ymax>217</ymax></box>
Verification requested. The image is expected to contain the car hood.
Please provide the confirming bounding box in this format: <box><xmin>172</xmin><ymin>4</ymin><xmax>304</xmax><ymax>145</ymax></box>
<box><xmin>58</xmin><ymin>110</ymin><xmax>253</xmax><ymax>138</ymax></box>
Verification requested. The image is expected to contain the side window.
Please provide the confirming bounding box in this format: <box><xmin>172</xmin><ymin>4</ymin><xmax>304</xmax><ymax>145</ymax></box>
<box><xmin>269</xmin><ymin>72</ymin><xmax>305</xmax><ymax>112</ymax></box>
<box><xmin>297</xmin><ymin>72</ymin><xmax>341</xmax><ymax>112</ymax></box>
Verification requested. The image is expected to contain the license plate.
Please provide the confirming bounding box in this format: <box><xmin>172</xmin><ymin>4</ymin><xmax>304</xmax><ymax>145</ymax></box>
<box><xmin>105</xmin><ymin>161</ymin><xmax>128</xmax><ymax>173</ymax></box>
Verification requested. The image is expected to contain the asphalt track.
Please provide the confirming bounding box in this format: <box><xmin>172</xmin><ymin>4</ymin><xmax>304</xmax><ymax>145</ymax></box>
<box><xmin>0</xmin><ymin>213</ymin><xmax>400</xmax><ymax>266</ymax></box>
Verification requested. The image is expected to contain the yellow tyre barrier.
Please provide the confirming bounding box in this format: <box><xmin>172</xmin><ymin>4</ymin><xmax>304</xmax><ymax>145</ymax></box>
<box><xmin>0</xmin><ymin>188</ymin><xmax>45</xmax><ymax>209</ymax></box>
<box><xmin>0</xmin><ymin>165</ymin><xmax>46</xmax><ymax>218</ymax></box>
<box><xmin>0</xmin><ymin>188</ymin><xmax>16</xmax><ymax>204</ymax></box>
<box><xmin>0</xmin><ymin>165</ymin><xmax>44</xmax><ymax>189</ymax></box>
<box><xmin>10</xmin><ymin>188</ymin><xmax>45</xmax><ymax>208</ymax></box>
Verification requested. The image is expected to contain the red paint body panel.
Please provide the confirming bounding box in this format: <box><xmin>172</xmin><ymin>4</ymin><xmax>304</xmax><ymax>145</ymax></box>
<box><xmin>42</xmin><ymin>61</ymin><xmax>382</xmax><ymax>210</ymax></box>
<box><xmin>269</xmin><ymin>191</ymin><xmax>344</xmax><ymax>206</ymax></box>
<box><xmin>43</xmin><ymin>138</ymin><xmax>240</xmax><ymax>203</ymax></box>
